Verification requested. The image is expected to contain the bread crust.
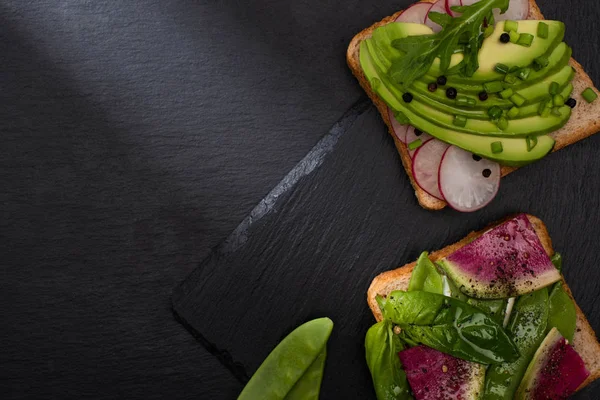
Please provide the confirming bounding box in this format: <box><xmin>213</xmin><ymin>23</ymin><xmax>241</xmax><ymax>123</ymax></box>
<box><xmin>366</xmin><ymin>214</ymin><xmax>600</xmax><ymax>391</ymax></box>
<box><xmin>347</xmin><ymin>0</ymin><xmax>600</xmax><ymax>210</ymax></box>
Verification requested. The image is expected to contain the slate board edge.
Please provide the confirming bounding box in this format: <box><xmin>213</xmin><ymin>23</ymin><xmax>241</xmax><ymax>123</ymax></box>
<box><xmin>171</xmin><ymin>97</ymin><xmax>371</xmax><ymax>381</ymax></box>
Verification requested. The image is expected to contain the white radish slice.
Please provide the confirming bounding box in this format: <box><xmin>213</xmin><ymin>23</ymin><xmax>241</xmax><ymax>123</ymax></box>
<box><xmin>494</xmin><ymin>0</ymin><xmax>529</xmax><ymax>21</ymax></box>
<box><xmin>425</xmin><ymin>0</ymin><xmax>448</xmax><ymax>33</ymax></box>
<box><xmin>412</xmin><ymin>139</ymin><xmax>450</xmax><ymax>200</ymax></box>
<box><xmin>388</xmin><ymin>107</ymin><xmax>409</xmax><ymax>144</ymax></box>
<box><xmin>445</xmin><ymin>0</ymin><xmax>463</xmax><ymax>17</ymax></box>
<box><xmin>405</xmin><ymin>126</ymin><xmax>433</xmax><ymax>158</ymax></box>
<box><xmin>438</xmin><ymin>146</ymin><xmax>500</xmax><ymax>212</ymax></box>
<box><xmin>396</xmin><ymin>2</ymin><xmax>434</xmax><ymax>24</ymax></box>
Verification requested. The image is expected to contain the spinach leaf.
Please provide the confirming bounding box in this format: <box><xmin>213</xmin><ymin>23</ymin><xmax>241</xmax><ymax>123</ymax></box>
<box><xmin>551</xmin><ymin>252</ymin><xmax>563</xmax><ymax>271</ymax></box>
<box><xmin>408</xmin><ymin>252</ymin><xmax>443</xmax><ymax>294</ymax></box>
<box><xmin>365</xmin><ymin>320</ymin><xmax>413</xmax><ymax>400</ymax></box>
<box><xmin>378</xmin><ymin>291</ymin><xmax>519</xmax><ymax>364</ymax></box>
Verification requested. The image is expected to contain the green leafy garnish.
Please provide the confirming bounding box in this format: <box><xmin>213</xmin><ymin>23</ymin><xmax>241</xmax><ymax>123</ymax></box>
<box><xmin>389</xmin><ymin>0</ymin><xmax>509</xmax><ymax>89</ymax></box>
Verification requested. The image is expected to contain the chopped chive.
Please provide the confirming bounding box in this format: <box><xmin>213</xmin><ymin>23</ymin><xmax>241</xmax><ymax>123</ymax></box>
<box><xmin>456</xmin><ymin>95</ymin><xmax>469</xmax><ymax>107</ymax></box>
<box><xmin>484</xmin><ymin>25</ymin><xmax>495</xmax><ymax>38</ymax></box>
<box><xmin>538</xmin><ymin>97</ymin><xmax>551</xmax><ymax>116</ymax></box>
<box><xmin>582</xmin><ymin>87</ymin><xmax>598</xmax><ymax>103</ymax></box>
<box><xmin>467</xmin><ymin>98</ymin><xmax>476</xmax><ymax>107</ymax></box>
<box><xmin>484</xmin><ymin>81</ymin><xmax>504</xmax><ymax>93</ymax></box>
<box><xmin>549</xmin><ymin>81</ymin><xmax>559</xmax><ymax>95</ymax></box>
<box><xmin>453</xmin><ymin>115</ymin><xmax>467</xmax><ymax>127</ymax></box>
<box><xmin>551</xmin><ymin>107</ymin><xmax>562</xmax><ymax>116</ymax></box>
<box><xmin>533</xmin><ymin>55</ymin><xmax>549</xmax><ymax>71</ymax></box>
<box><xmin>509</xmin><ymin>66</ymin><xmax>520</xmax><ymax>73</ymax></box>
<box><xmin>510</xmin><ymin>93</ymin><xmax>526</xmax><ymax>107</ymax></box>
<box><xmin>517</xmin><ymin>33</ymin><xmax>534</xmax><ymax>47</ymax></box>
<box><xmin>370</xmin><ymin>78</ymin><xmax>381</xmax><ymax>90</ymax></box>
<box><xmin>500</xmin><ymin>88</ymin><xmax>514</xmax><ymax>99</ymax></box>
<box><xmin>509</xmin><ymin>30</ymin><xmax>520</xmax><ymax>43</ymax></box>
<box><xmin>491</xmin><ymin>141</ymin><xmax>503</xmax><ymax>154</ymax></box>
<box><xmin>526</xmin><ymin>135</ymin><xmax>538</xmax><ymax>152</ymax></box>
<box><xmin>497</xmin><ymin>117</ymin><xmax>508</xmax><ymax>130</ymax></box>
<box><xmin>507</xmin><ymin>106</ymin><xmax>520</xmax><ymax>119</ymax></box>
<box><xmin>541</xmin><ymin>106</ymin><xmax>551</xmax><ymax>117</ymax></box>
<box><xmin>488</xmin><ymin>106</ymin><xmax>503</xmax><ymax>119</ymax></box>
<box><xmin>504</xmin><ymin>20</ymin><xmax>518</xmax><ymax>32</ymax></box>
<box><xmin>495</xmin><ymin>63</ymin><xmax>510</xmax><ymax>74</ymax></box>
<box><xmin>504</xmin><ymin>74</ymin><xmax>517</xmax><ymax>85</ymax></box>
<box><xmin>553</xmin><ymin>94</ymin><xmax>565</xmax><ymax>107</ymax></box>
<box><xmin>408</xmin><ymin>139</ymin><xmax>422</xmax><ymax>150</ymax></box>
<box><xmin>537</xmin><ymin>22</ymin><xmax>549</xmax><ymax>39</ymax></box>
<box><xmin>517</xmin><ymin>68</ymin><xmax>531</xmax><ymax>80</ymax></box>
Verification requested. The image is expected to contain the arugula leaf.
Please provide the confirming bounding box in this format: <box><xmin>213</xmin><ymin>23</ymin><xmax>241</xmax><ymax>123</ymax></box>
<box><xmin>379</xmin><ymin>290</ymin><xmax>520</xmax><ymax>365</ymax></box>
<box><xmin>389</xmin><ymin>0</ymin><xmax>509</xmax><ymax>89</ymax></box>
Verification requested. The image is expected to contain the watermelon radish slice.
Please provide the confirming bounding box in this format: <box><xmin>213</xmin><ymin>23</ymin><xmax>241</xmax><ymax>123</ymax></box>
<box><xmin>399</xmin><ymin>345</ymin><xmax>485</xmax><ymax>400</ymax></box>
<box><xmin>445</xmin><ymin>0</ymin><xmax>462</xmax><ymax>17</ymax></box>
<box><xmin>412</xmin><ymin>139</ymin><xmax>449</xmax><ymax>200</ymax></box>
<box><xmin>388</xmin><ymin>108</ymin><xmax>409</xmax><ymax>144</ymax></box>
<box><xmin>396</xmin><ymin>2</ymin><xmax>433</xmax><ymax>23</ymax></box>
<box><xmin>405</xmin><ymin>126</ymin><xmax>433</xmax><ymax>158</ymax></box>
<box><xmin>438</xmin><ymin>146</ymin><xmax>500</xmax><ymax>212</ymax></box>
<box><xmin>425</xmin><ymin>0</ymin><xmax>448</xmax><ymax>32</ymax></box>
<box><xmin>516</xmin><ymin>328</ymin><xmax>589</xmax><ymax>399</ymax></box>
<box><xmin>438</xmin><ymin>214</ymin><xmax>561</xmax><ymax>299</ymax></box>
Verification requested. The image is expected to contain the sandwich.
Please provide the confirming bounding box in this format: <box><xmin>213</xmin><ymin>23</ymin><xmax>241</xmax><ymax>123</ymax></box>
<box><xmin>364</xmin><ymin>213</ymin><xmax>600</xmax><ymax>399</ymax></box>
<box><xmin>347</xmin><ymin>0</ymin><xmax>600</xmax><ymax>212</ymax></box>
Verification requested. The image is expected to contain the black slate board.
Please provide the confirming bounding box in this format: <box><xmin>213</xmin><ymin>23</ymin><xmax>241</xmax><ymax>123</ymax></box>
<box><xmin>172</xmin><ymin>1</ymin><xmax>600</xmax><ymax>399</ymax></box>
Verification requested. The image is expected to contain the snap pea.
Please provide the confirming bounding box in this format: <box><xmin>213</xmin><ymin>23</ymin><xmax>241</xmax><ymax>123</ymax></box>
<box><xmin>237</xmin><ymin>318</ymin><xmax>333</xmax><ymax>400</ymax></box>
<box><xmin>378</xmin><ymin>291</ymin><xmax>519</xmax><ymax>364</ymax></box>
<box><xmin>483</xmin><ymin>288</ymin><xmax>549</xmax><ymax>399</ymax></box>
<box><xmin>547</xmin><ymin>282</ymin><xmax>576</xmax><ymax>343</ymax></box>
<box><xmin>365</xmin><ymin>320</ymin><xmax>413</xmax><ymax>400</ymax></box>
<box><xmin>408</xmin><ymin>252</ymin><xmax>444</xmax><ymax>294</ymax></box>
<box><xmin>284</xmin><ymin>349</ymin><xmax>326</xmax><ymax>400</ymax></box>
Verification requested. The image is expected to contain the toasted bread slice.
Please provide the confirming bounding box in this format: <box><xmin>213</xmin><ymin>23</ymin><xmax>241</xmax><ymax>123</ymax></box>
<box><xmin>347</xmin><ymin>0</ymin><xmax>600</xmax><ymax>210</ymax></box>
<box><xmin>367</xmin><ymin>214</ymin><xmax>600</xmax><ymax>391</ymax></box>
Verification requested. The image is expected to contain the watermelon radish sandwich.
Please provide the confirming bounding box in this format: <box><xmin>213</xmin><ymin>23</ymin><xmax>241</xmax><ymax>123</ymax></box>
<box><xmin>364</xmin><ymin>214</ymin><xmax>600</xmax><ymax>399</ymax></box>
<box><xmin>347</xmin><ymin>0</ymin><xmax>600</xmax><ymax>212</ymax></box>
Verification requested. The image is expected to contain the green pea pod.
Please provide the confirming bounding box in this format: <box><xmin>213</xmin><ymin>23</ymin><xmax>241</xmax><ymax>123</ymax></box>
<box><xmin>547</xmin><ymin>283</ymin><xmax>576</xmax><ymax>343</ymax></box>
<box><xmin>284</xmin><ymin>349</ymin><xmax>326</xmax><ymax>400</ymax></box>
<box><xmin>379</xmin><ymin>291</ymin><xmax>519</xmax><ymax>365</ymax></box>
<box><xmin>483</xmin><ymin>288</ymin><xmax>549</xmax><ymax>399</ymax></box>
<box><xmin>408</xmin><ymin>252</ymin><xmax>443</xmax><ymax>294</ymax></box>
<box><xmin>365</xmin><ymin>320</ymin><xmax>413</xmax><ymax>400</ymax></box>
<box><xmin>238</xmin><ymin>318</ymin><xmax>333</xmax><ymax>400</ymax></box>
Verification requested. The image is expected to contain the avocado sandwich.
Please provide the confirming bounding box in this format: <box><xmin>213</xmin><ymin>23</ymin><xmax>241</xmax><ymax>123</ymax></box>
<box><xmin>347</xmin><ymin>0</ymin><xmax>600</xmax><ymax>212</ymax></box>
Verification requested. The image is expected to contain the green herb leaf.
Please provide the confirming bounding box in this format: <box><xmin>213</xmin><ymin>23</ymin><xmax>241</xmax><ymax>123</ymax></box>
<box><xmin>365</xmin><ymin>320</ymin><xmax>413</xmax><ymax>400</ymax></box>
<box><xmin>389</xmin><ymin>0</ymin><xmax>509</xmax><ymax>89</ymax></box>
<box><xmin>379</xmin><ymin>290</ymin><xmax>519</xmax><ymax>364</ymax></box>
<box><xmin>408</xmin><ymin>252</ymin><xmax>444</xmax><ymax>294</ymax></box>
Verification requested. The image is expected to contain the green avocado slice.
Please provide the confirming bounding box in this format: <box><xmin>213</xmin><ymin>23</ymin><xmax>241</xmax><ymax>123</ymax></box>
<box><xmin>359</xmin><ymin>41</ymin><xmax>555</xmax><ymax>166</ymax></box>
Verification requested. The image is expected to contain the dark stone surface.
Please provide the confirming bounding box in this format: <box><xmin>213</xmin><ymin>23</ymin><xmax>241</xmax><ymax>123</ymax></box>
<box><xmin>2</xmin><ymin>0</ymin><xmax>599</xmax><ymax>399</ymax></box>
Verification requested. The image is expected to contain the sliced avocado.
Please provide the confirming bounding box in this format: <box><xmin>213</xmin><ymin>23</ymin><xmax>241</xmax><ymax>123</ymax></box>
<box><xmin>517</xmin><ymin>64</ymin><xmax>575</xmax><ymax>105</ymax></box>
<box><xmin>518</xmin><ymin>83</ymin><xmax>573</xmax><ymax>118</ymax></box>
<box><xmin>360</xmin><ymin>44</ymin><xmax>555</xmax><ymax>165</ymax></box>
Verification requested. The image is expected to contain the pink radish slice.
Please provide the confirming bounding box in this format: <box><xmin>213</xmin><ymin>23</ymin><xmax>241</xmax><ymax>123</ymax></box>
<box><xmin>405</xmin><ymin>126</ymin><xmax>433</xmax><ymax>158</ymax></box>
<box><xmin>396</xmin><ymin>2</ymin><xmax>433</xmax><ymax>23</ymax></box>
<box><xmin>445</xmin><ymin>0</ymin><xmax>462</xmax><ymax>16</ymax></box>
<box><xmin>425</xmin><ymin>0</ymin><xmax>448</xmax><ymax>33</ymax></box>
<box><xmin>494</xmin><ymin>0</ymin><xmax>529</xmax><ymax>21</ymax></box>
<box><xmin>388</xmin><ymin>108</ymin><xmax>409</xmax><ymax>143</ymax></box>
<box><xmin>438</xmin><ymin>146</ymin><xmax>500</xmax><ymax>212</ymax></box>
<box><xmin>412</xmin><ymin>139</ymin><xmax>450</xmax><ymax>200</ymax></box>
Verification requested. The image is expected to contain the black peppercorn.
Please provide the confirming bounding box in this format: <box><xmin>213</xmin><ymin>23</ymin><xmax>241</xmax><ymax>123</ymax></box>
<box><xmin>428</xmin><ymin>82</ymin><xmax>438</xmax><ymax>92</ymax></box>
<box><xmin>446</xmin><ymin>87</ymin><xmax>457</xmax><ymax>100</ymax></box>
<box><xmin>437</xmin><ymin>75</ymin><xmax>447</xmax><ymax>86</ymax></box>
<box><xmin>565</xmin><ymin>97</ymin><xmax>577</xmax><ymax>108</ymax></box>
<box><xmin>478</xmin><ymin>91</ymin><xmax>488</xmax><ymax>101</ymax></box>
<box><xmin>482</xmin><ymin>168</ymin><xmax>492</xmax><ymax>178</ymax></box>
<box><xmin>472</xmin><ymin>154</ymin><xmax>482</xmax><ymax>161</ymax></box>
<box><xmin>414</xmin><ymin>128</ymin><xmax>422</xmax><ymax>137</ymax></box>
<box><xmin>402</xmin><ymin>92</ymin><xmax>413</xmax><ymax>103</ymax></box>
<box><xmin>500</xmin><ymin>33</ymin><xmax>510</xmax><ymax>43</ymax></box>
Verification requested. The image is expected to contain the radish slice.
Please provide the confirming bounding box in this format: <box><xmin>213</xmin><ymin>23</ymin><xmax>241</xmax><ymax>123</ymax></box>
<box><xmin>438</xmin><ymin>146</ymin><xmax>500</xmax><ymax>212</ymax></box>
<box><xmin>425</xmin><ymin>0</ymin><xmax>448</xmax><ymax>33</ymax></box>
<box><xmin>445</xmin><ymin>0</ymin><xmax>462</xmax><ymax>17</ymax></box>
<box><xmin>412</xmin><ymin>139</ymin><xmax>450</xmax><ymax>200</ymax></box>
<box><xmin>405</xmin><ymin>126</ymin><xmax>433</xmax><ymax>158</ymax></box>
<box><xmin>396</xmin><ymin>2</ymin><xmax>434</xmax><ymax>24</ymax></box>
<box><xmin>388</xmin><ymin>108</ymin><xmax>409</xmax><ymax>144</ymax></box>
<box><xmin>494</xmin><ymin>0</ymin><xmax>529</xmax><ymax>21</ymax></box>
